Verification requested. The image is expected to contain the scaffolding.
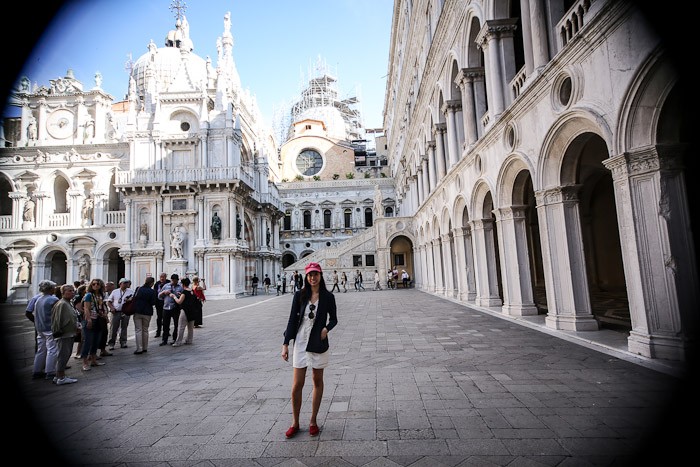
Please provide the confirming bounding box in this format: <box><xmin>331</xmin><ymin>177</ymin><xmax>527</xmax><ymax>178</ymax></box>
<box><xmin>272</xmin><ymin>56</ymin><xmax>364</xmax><ymax>145</ymax></box>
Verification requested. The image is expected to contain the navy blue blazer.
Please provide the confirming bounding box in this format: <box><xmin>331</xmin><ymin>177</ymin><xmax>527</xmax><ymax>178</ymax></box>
<box><xmin>283</xmin><ymin>288</ymin><xmax>338</xmax><ymax>353</ymax></box>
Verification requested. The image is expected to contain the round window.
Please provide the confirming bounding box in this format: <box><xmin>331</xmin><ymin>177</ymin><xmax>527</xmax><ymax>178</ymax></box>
<box><xmin>559</xmin><ymin>77</ymin><xmax>572</xmax><ymax>107</ymax></box>
<box><xmin>296</xmin><ymin>149</ymin><xmax>323</xmax><ymax>176</ymax></box>
<box><xmin>180</xmin><ymin>121</ymin><xmax>190</xmax><ymax>131</ymax></box>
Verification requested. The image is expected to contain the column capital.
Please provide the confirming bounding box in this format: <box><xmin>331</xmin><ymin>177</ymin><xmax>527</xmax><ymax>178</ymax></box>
<box><xmin>455</xmin><ymin>67</ymin><xmax>485</xmax><ymax>87</ymax></box>
<box><xmin>476</xmin><ymin>18</ymin><xmax>519</xmax><ymax>47</ymax></box>
<box><xmin>535</xmin><ymin>184</ymin><xmax>581</xmax><ymax>206</ymax></box>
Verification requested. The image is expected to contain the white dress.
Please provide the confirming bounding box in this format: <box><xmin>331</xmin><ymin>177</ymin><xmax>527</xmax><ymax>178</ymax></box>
<box><xmin>292</xmin><ymin>301</ymin><xmax>328</xmax><ymax>369</ymax></box>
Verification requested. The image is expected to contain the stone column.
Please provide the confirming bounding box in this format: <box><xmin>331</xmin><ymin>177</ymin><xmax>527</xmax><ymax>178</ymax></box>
<box><xmin>452</xmin><ymin>226</ymin><xmax>469</xmax><ymax>301</ymax></box>
<box><xmin>92</xmin><ymin>191</ymin><xmax>105</xmax><ymax>227</ymax></box>
<box><xmin>155</xmin><ymin>197</ymin><xmax>163</xmax><ymax>245</ymax></box>
<box><xmin>124</xmin><ymin>199</ymin><xmax>133</xmax><ymax>249</ymax></box>
<box><xmin>443</xmin><ymin>100</ymin><xmax>462</xmax><ymax>167</ymax></box>
<box><xmin>441</xmin><ymin>233</ymin><xmax>455</xmax><ymax>297</ymax></box>
<box><xmin>476</xmin><ymin>19</ymin><xmax>518</xmax><ymax>118</ymax></box>
<box><xmin>427</xmin><ymin>141</ymin><xmax>437</xmax><ymax>193</ymax></box>
<box><xmin>34</xmin><ymin>192</ymin><xmax>48</xmax><ymax>229</ymax></box>
<box><xmin>529</xmin><ymin>0</ymin><xmax>550</xmax><ymax>70</ymax></box>
<box><xmin>494</xmin><ymin>206</ymin><xmax>538</xmax><ymax>316</ymax></box>
<box><xmin>471</xmin><ymin>218</ymin><xmax>503</xmax><ymax>307</ymax></box>
<box><xmin>456</xmin><ymin>68</ymin><xmax>482</xmax><ymax>147</ymax></box>
<box><xmin>421</xmin><ymin>156</ymin><xmax>430</xmax><ymax>201</ymax></box>
<box><xmin>416</xmin><ymin>167</ymin><xmax>424</xmax><ymax>206</ymax></box>
<box><xmin>432</xmin><ymin>237</ymin><xmax>444</xmax><ymax>294</ymax></box>
<box><xmin>197</xmin><ymin>197</ymin><xmax>205</xmax><ymax>245</ymax></box>
<box><xmin>604</xmin><ymin>147</ymin><xmax>697</xmax><ymax>360</ymax></box>
<box><xmin>536</xmin><ymin>186</ymin><xmax>598</xmax><ymax>331</ymax></box>
<box><xmin>433</xmin><ymin>123</ymin><xmax>447</xmax><ymax>179</ymax></box>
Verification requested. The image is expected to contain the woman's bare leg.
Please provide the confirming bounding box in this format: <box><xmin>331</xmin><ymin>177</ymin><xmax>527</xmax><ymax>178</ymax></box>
<box><xmin>310</xmin><ymin>368</ymin><xmax>324</xmax><ymax>427</ymax></box>
<box><xmin>290</xmin><ymin>367</ymin><xmax>306</xmax><ymax>428</ymax></box>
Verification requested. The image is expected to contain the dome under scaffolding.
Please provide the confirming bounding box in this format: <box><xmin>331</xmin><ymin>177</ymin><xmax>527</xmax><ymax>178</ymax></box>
<box><xmin>273</xmin><ymin>56</ymin><xmax>364</xmax><ymax>145</ymax></box>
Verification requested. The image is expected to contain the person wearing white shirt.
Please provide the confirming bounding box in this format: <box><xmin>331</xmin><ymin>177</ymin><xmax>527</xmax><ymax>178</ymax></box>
<box><xmin>106</xmin><ymin>278</ymin><xmax>134</xmax><ymax>349</ymax></box>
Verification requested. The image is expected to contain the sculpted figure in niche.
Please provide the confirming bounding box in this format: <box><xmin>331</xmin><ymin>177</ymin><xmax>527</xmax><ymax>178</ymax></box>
<box><xmin>81</xmin><ymin>197</ymin><xmax>94</xmax><ymax>226</ymax></box>
<box><xmin>266</xmin><ymin>227</ymin><xmax>271</xmax><ymax>246</ymax></box>
<box><xmin>78</xmin><ymin>256</ymin><xmax>90</xmax><ymax>283</ymax></box>
<box><xmin>171</xmin><ymin>226</ymin><xmax>184</xmax><ymax>259</ymax></box>
<box><xmin>27</xmin><ymin>116</ymin><xmax>37</xmax><ymax>141</ymax></box>
<box><xmin>236</xmin><ymin>214</ymin><xmax>242</xmax><ymax>239</ymax></box>
<box><xmin>211</xmin><ymin>212</ymin><xmax>222</xmax><ymax>240</ymax></box>
<box><xmin>140</xmin><ymin>222</ymin><xmax>149</xmax><ymax>238</ymax></box>
<box><xmin>18</xmin><ymin>256</ymin><xmax>30</xmax><ymax>283</ymax></box>
<box><xmin>23</xmin><ymin>198</ymin><xmax>35</xmax><ymax>222</ymax></box>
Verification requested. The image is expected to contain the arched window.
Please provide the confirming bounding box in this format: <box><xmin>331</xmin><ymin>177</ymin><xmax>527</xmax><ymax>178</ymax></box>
<box><xmin>283</xmin><ymin>210</ymin><xmax>291</xmax><ymax>230</ymax></box>
<box><xmin>364</xmin><ymin>207</ymin><xmax>373</xmax><ymax>227</ymax></box>
<box><xmin>303</xmin><ymin>210</ymin><xmax>311</xmax><ymax>229</ymax></box>
<box><xmin>53</xmin><ymin>176</ymin><xmax>70</xmax><ymax>213</ymax></box>
<box><xmin>323</xmin><ymin>209</ymin><xmax>332</xmax><ymax>229</ymax></box>
<box><xmin>343</xmin><ymin>208</ymin><xmax>352</xmax><ymax>228</ymax></box>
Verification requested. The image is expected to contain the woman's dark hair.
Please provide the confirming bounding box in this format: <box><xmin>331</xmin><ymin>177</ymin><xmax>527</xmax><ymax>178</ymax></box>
<box><xmin>301</xmin><ymin>271</ymin><xmax>327</xmax><ymax>300</ymax></box>
<box><xmin>181</xmin><ymin>277</ymin><xmax>191</xmax><ymax>287</ymax></box>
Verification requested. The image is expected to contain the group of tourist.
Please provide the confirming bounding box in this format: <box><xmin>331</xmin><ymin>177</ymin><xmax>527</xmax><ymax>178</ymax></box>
<box><xmin>26</xmin><ymin>272</ymin><xmax>207</xmax><ymax>386</ymax></box>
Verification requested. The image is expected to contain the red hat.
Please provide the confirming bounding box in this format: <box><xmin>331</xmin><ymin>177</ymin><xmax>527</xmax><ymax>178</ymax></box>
<box><xmin>305</xmin><ymin>262</ymin><xmax>322</xmax><ymax>274</ymax></box>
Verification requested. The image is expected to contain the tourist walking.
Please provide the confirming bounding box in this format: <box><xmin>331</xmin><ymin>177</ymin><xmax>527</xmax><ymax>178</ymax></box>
<box><xmin>340</xmin><ymin>271</ymin><xmax>348</xmax><ymax>292</ymax></box>
<box><xmin>374</xmin><ymin>270</ymin><xmax>381</xmax><ymax>290</ymax></box>
<box><xmin>281</xmin><ymin>262</ymin><xmax>338</xmax><ymax>438</ymax></box>
<box><xmin>263</xmin><ymin>274</ymin><xmax>271</xmax><ymax>294</ymax></box>
<box><xmin>330</xmin><ymin>270</ymin><xmax>340</xmax><ymax>292</ymax></box>
<box><xmin>251</xmin><ymin>274</ymin><xmax>259</xmax><ymax>295</ymax></box>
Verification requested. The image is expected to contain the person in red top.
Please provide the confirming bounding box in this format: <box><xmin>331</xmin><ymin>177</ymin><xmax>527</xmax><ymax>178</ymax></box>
<box><xmin>192</xmin><ymin>276</ymin><xmax>206</xmax><ymax>328</ymax></box>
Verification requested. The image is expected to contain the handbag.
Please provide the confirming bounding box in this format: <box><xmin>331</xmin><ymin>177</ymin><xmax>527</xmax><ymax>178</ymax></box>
<box><xmin>121</xmin><ymin>287</ymin><xmax>139</xmax><ymax>316</ymax></box>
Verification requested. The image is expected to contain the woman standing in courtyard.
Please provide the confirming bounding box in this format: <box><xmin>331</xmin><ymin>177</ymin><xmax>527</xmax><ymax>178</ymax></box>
<box><xmin>281</xmin><ymin>262</ymin><xmax>338</xmax><ymax>438</ymax></box>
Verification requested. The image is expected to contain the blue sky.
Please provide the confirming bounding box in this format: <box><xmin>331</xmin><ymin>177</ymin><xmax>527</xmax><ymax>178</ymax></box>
<box><xmin>9</xmin><ymin>0</ymin><xmax>393</xmax><ymax>129</ymax></box>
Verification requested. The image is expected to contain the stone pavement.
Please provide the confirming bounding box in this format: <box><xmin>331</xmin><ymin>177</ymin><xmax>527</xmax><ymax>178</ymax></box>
<box><xmin>2</xmin><ymin>288</ymin><xmax>696</xmax><ymax>466</ymax></box>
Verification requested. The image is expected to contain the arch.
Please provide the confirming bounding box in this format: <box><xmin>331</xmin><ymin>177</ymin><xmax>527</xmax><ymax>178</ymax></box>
<box><xmin>539</xmin><ymin>110</ymin><xmax>612</xmax><ymax>189</ymax></box>
<box><xmin>496</xmin><ymin>152</ymin><xmax>536</xmax><ymax>206</ymax></box>
<box><xmin>452</xmin><ymin>194</ymin><xmax>469</xmax><ymax>228</ymax></box>
<box><xmin>447</xmin><ymin>55</ymin><xmax>462</xmax><ymax>101</ymax></box>
<box><xmin>616</xmin><ymin>50</ymin><xmax>677</xmax><ymax>152</ymax></box>
<box><xmin>470</xmin><ymin>178</ymin><xmax>496</xmax><ymax>218</ymax></box>
<box><xmin>281</xmin><ymin>251</ymin><xmax>297</xmax><ymax>269</ymax></box>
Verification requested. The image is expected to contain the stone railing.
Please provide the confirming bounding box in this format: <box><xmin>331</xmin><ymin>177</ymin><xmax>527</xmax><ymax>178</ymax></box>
<box><xmin>557</xmin><ymin>0</ymin><xmax>602</xmax><ymax>49</ymax></box>
<box><xmin>104</xmin><ymin>210</ymin><xmax>126</xmax><ymax>225</ymax></box>
<box><xmin>510</xmin><ymin>66</ymin><xmax>527</xmax><ymax>100</ymax></box>
<box><xmin>47</xmin><ymin>213</ymin><xmax>70</xmax><ymax>228</ymax></box>
<box><xmin>115</xmin><ymin>167</ymin><xmax>256</xmax><ymax>190</ymax></box>
<box><xmin>0</xmin><ymin>215</ymin><xmax>12</xmax><ymax>230</ymax></box>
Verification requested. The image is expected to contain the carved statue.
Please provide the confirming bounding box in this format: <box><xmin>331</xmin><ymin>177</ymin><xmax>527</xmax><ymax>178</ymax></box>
<box><xmin>211</xmin><ymin>212</ymin><xmax>222</xmax><ymax>240</ymax></box>
<box><xmin>236</xmin><ymin>214</ymin><xmax>242</xmax><ymax>239</ymax></box>
<box><xmin>171</xmin><ymin>226</ymin><xmax>184</xmax><ymax>259</ymax></box>
<box><xmin>266</xmin><ymin>227</ymin><xmax>271</xmax><ymax>246</ymax></box>
<box><xmin>78</xmin><ymin>256</ymin><xmax>90</xmax><ymax>283</ymax></box>
<box><xmin>23</xmin><ymin>198</ymin><xmax>35</xmax><ymax>222</ymax></box>
<box><xmin>18</xmin><ymin>256</ymin><xmax>30</xmax><ymax>283</ymax></box>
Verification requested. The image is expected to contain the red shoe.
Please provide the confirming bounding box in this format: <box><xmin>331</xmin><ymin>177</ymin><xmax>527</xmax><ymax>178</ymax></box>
<box><xmin>309</xmin><ymin>424</ymin><xmax>320</xmax><ymax>436</ymax></box>
<box><xmin>285</xmin><ymin>426</ymin><xmax>299</xmax><ymax>438</ymax></box>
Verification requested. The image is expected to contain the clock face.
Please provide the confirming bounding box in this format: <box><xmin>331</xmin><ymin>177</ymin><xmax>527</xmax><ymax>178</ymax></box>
<box><xmin>296</xmin><ymin>149</ymin><xmax>324</xmax><ymax>176</ymax></box>
<box><xmin>47</xmin><ymin>109</ymin><xmax>75</xmax><ymax>139</ymax></box>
